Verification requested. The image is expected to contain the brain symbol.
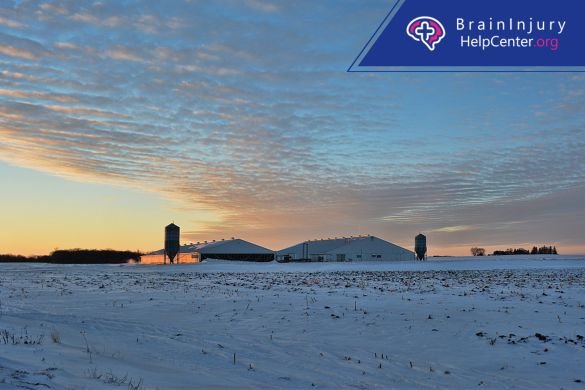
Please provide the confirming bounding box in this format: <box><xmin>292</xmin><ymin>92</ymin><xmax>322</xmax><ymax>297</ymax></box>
<box><xmin>406</xmin><ymin>16</ymin><xmax>446</xmax><ymax>51</ymax></box>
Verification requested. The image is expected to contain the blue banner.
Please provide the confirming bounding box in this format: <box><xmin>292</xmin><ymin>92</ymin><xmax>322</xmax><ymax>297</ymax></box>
<box><xmin>349</xmin><ymin>0</ymin><xmax>585</xmax><ymax>72</ymax></box>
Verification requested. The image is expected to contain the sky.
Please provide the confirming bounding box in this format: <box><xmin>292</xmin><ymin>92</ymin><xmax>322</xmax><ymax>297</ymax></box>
<box><xmin>1</xmin><ymin>0</ymin><xmax>584</xmax><ymax>256</ymax></box>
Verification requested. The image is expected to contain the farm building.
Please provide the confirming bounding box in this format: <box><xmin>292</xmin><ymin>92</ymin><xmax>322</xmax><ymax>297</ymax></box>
<box><xmin>276</xmin><ymin>235</ymin><xmax>413</xmax><ymax>262</ymax></box>
<box><xmin>141</xmin><ymin>238</ymin><xmax>274</xmax><ymax>264</ymax></box>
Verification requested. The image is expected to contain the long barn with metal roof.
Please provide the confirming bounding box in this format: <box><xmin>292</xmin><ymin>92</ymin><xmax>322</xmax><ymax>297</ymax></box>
<box><xmin>141</xmin><ymin>238</ymin><xmax>274</xmax><ymax>264</ymax></box>
<box><xmin>276</xmin><ymin>235</ymin><xmax>413</xmax><ymax>262</ymax></box>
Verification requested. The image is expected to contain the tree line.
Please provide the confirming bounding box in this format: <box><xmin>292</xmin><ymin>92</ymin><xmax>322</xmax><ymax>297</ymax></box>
<box><xmin>0</xmin><ymin>249</ymin><xmax>142</xmax><ymax>264</ymax></box>
<box><xmin>471</xmin><ymin>245</ymin><xmax>558</xmax><ymax>256</ymax></box>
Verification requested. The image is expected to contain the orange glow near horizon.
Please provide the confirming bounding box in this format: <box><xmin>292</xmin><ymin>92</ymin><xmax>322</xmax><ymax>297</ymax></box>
<box><xmin>1</xmin><ymin>163</ymin><xmax>583</xmax><ymax>258</ymax></box>
<box><xmin>0</xmin><ymin>162</ymin><xmax>218</xmax><ymax>256</ymax></box>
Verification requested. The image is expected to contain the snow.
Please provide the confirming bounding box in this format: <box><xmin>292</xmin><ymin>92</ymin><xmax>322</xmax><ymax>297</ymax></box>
<box><xmin>1</xmin><ymin>256</ymin><xmax>585</xmax><ymax>389</ymax></box>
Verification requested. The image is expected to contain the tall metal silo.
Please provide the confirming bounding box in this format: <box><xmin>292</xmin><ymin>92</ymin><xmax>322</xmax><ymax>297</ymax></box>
<box><xmin>415</xmin><ymin>233</ymin><xmax>427</xmax><ymax>261</ymax></box>
<box><xmin>164</xmin><ymin>223</ymin><xmax>180</xmax><ymax>264</ymax></box>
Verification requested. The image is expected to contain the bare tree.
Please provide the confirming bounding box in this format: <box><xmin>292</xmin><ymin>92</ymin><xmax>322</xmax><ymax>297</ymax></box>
<box><xmin>470</xmin><ymin>247</ymin><xmax>486</xmax><ymax>256</ymax></box>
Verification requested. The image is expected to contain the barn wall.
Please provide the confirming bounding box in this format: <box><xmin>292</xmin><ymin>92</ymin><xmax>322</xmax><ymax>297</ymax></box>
<box><xmin>327</xmin><ymin>238</ymin><xmax>413</xmax><ymax>261</ymax></box>
<box><xmin>277</xmin><ymin>237</ymin><xmax>414</xmax><ymax>262</ymax></box>
<box><xmin>140</xmin><ymin>253</ymin><xmax>200</xmax><ymax>265</ymax></box>
<box><xmin>201</xmin><ymin>253</ymin><xmax>274</xmax><ymax>262</ymax></box>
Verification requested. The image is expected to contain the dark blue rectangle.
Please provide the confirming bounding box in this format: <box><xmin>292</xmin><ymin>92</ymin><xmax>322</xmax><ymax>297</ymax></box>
<box><xmin>354</xmin><ymin>0</ymin><xmax>585</xmax><ymax>70</ymax></box>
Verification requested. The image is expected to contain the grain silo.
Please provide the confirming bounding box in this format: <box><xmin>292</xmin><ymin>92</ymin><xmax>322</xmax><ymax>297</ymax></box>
<box><xmin>415</xmin><ymin>233</ymin><xmax>427</xmax><ymax>261</ymax></box>
<box><xmin>164</xmin><ymin>223</ymin><xmax>180</xmax><ymax>264</ymax></box>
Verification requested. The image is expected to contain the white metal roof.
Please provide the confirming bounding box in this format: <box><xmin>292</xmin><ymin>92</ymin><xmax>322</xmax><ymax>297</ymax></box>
<box><xmin>277</xmin><ymin>235</ymin><xmax>413</xmax><ymax>257</ymax></box>
<box><xmin>149</xmin><ymin>239</ymin><xmax>273</xmax><ymax>255</ymax></box>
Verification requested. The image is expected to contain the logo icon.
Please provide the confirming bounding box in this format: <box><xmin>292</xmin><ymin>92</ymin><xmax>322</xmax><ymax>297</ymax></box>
<box><xmin>406</xmin><ymin>16</ymin><xmax>446</xmax><ymax>51</ymax></box>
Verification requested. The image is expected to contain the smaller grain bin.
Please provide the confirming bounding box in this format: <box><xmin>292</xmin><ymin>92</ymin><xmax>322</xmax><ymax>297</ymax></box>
<box><xmin>415</xmin><ymin>234</ymin><xmax>427</xmax><ymax>261</ymax></box>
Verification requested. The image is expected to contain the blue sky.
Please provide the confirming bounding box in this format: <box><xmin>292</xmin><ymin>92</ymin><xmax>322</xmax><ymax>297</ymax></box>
<box><xmin>1</xmin><ymin>0</ymin><xmax>584</xmax><ymax>255</ymax></box>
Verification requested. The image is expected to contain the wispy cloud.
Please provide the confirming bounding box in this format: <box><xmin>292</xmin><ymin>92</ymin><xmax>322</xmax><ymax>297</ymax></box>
<box><xmin>244</xmin><ymin>0</ymin><xmax>282</xmax><ymax>13</ymax></box>
<box><xmin>432</xmin><ymin>225</ymin><xmax>477</xmax><ymax>233</ymax></box>
<box><xmin>0</xmin><ymin>16</ymin><xmax>23</xmax><ymax>29</ymax></box>
<box><xmin>106</xmin><ymin>47</ymin><xmax>144</xmax><ymax>62</ymax></box>
<box><xmin>0</xmin><ymin>44</ymin><xmax>37</xmax><ymax>59</ymax></box>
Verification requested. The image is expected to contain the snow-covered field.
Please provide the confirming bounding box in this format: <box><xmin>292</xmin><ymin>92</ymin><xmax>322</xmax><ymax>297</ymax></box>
<box><xmin>1</xmin><ymin>256</ymin><xmax>585</xmax><ymax>389</ymax></box>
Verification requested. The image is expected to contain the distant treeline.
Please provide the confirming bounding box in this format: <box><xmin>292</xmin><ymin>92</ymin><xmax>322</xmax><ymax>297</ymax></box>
<box><xmin>471</xmin><ymin>245</ymin><xmax>559</xmax><ymax>256</ymax></box>
<box><xmin>0</xmin><ymin>254</ymin><xmax>29</xmax><ymax>263</ymax></box>
<box><xmin>0</xmin><ymin>249</ymin><xmax>142</xmax><ymax>264</ymax></box>
<box><xmin>492</xmin><ymin>246</ymin><xmax>558</xmax><ymax>256</ymax></box>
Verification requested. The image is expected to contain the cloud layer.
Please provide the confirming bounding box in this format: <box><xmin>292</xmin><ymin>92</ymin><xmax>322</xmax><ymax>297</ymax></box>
<box><xmin>1</xmin><ymin>0</ymin><xmax>584</xmax><ymax>252</ymax></box>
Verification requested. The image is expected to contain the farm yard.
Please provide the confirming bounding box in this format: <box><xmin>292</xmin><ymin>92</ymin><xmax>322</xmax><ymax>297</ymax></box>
<box><xmin>1</xmin><ymin>257</ymin><xmax>585</xmax><ymax>389</ymax></box>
